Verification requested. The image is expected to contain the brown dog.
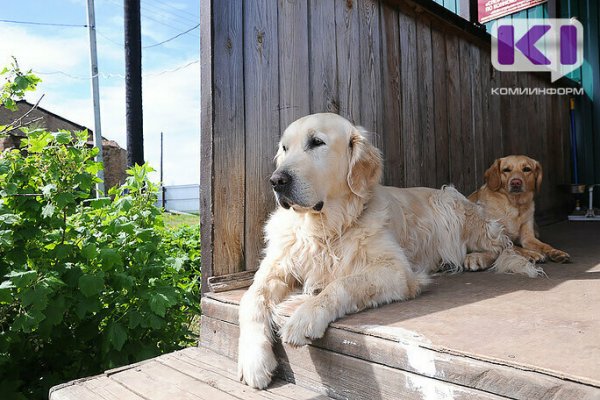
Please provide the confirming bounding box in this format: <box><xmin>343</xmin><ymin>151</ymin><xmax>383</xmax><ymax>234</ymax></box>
<box><xmin>469</xmin><ymin>155</ymin><xmax>570</xmax><ymax>263</ymax></box>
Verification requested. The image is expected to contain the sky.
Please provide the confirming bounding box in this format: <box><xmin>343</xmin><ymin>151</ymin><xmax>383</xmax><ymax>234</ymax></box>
<box><xmin>0</xmin><ymin>0</ymin><xmax>200</xmax><ymax>185</ymax></box>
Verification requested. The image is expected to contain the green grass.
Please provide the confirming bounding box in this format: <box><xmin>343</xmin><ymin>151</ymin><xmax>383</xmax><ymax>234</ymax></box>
<box><xmin>163</xmin><ymin>212</ymin><xmax>200</xmax><ymax>228</ymax></box>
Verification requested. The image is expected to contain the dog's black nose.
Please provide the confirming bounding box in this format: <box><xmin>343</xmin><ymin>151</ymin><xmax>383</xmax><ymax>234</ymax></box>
<box><xmin>270</xmin><ymin>171</ymin><xmax>292</xmax><ymax>192</ymax></box>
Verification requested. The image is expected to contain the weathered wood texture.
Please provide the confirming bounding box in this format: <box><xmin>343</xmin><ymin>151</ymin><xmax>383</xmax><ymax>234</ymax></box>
<box><xmin>202</xmin><ymin>0</ymin><xmax>572</xmax><ymax>278</ymax></box>
<box><xmin>202</xmin><ymin>293</ymin><xmax>600</xmax><ymax>400</ymax></box>
<box><xmin>50</xmin><ymin>347</ymin><xmax>327</xmax><ymax>400</ymax></box>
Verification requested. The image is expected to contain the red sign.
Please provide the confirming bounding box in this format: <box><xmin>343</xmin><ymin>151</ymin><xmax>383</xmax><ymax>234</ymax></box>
<box><xmin>478</xmin><ymin>0</ymin><xmax>548</xmax><ymax>23</ymax></box>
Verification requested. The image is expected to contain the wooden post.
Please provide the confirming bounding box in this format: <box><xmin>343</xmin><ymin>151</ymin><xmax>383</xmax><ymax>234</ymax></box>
<box><xmin>124</xmin><ymin>0</ymin><xmax>144</xmax><ymax>166</ymax></box>
<box><xmin>200</xmin><ymin>0</ymin><xmax>214</xmax><ymax>296</ymax></box>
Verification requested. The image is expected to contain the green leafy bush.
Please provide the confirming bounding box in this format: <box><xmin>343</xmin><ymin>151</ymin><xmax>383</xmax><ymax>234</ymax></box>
<box><xmin>0</xmin><ymin>57</ymin><xmax>40</xmax><ymax>113</ymax></box>
<box><xmin>0</xmin><ymin>130</ymin><xmax>201</xmax><ymax>399</ymax></box>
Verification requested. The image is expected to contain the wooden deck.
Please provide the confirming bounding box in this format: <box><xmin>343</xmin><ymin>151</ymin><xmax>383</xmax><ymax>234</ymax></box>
<box><xmin>51</xmin><ymin>221</ymin><xmax>600</xmax><ymax>399</ymax></box>
<box><xmin>49</xmin><ymin>347</ymin><xmax>327</xmax><ymax>400</ymax></box>
<box><xmin>201</xmin><ymin>222</ymin><xmax>600</xmax><ymax>399</ymax></box>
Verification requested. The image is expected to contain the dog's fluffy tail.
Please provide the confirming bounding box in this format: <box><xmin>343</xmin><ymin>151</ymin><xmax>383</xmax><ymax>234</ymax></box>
<box><xmin>492</xmin><ymin>249</ymin><xmax>545</xmax><ymax>278</ymax></box>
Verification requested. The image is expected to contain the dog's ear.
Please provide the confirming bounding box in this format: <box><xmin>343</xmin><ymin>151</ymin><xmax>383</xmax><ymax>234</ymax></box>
<box><xmin>347</xmin><ymin>128</ymin><xmax>383</xmax><ymax>198</ymax></box>
<box><xmin>484</xmin><ymin>159</ymin><xmax>502</xmax><ymax>191</ymax></box>
<box><xmin>534</xmin><ymin>160</ymin><xmax>543</xmax><ymax>193</ymax></box>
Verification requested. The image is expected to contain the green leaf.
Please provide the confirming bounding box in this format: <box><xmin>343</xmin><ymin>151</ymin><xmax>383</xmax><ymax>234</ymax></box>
<box><xmin>41</xmin><ymin>203</ymin><xmax>56</xmax><ymax>218</ymax></box>
<box><xmin>85</xmin><ymin>162</ymin><xmax>103</xmax><ymax>175</ymax></box>
<box><xmin>82</xmin><ymin>243</ymin><xmax>98</xmax><ymax>260</ymax></box>
<box><xmin>107</xmin><ymin>322</ymin><xmax>127</xmax><ymax>351</ymax></box>
<box><xmin>20</xmin><ymin>286</ymin><xmax>50</xmax><ymax>310</ymax></box>
<box><xmin>148</xmin><ymin>293</ymin><xmax>168</xmax><ymax>317</ymax></box>
<box><xmin>128</xmin><ymin>310</ymin><xmax>143</xmax><ymax>329</ymax></box>
<box><xmin>78</xmin><ymin>272</ymin><xmax>104</xmax><ymax>297</ymax></box>
<box><xmin>75</xmin><ymin>296</ymin><xmax>101</xmax><ymax>318</ymax></box>
<box><xmin>89</xmin><ymin>197</ymin><xmax>111</xmax><ymax>209</ymax></box>
<box><xmin>100</xmin><ymin>248</ymin><xmax>122</xmax><ymax>269</ymax></box>
<box><xmin>55</xmin><ymin>192</ymin><xmax>75</xmax><ymax>208</ymax></box>
<box><xmin>0</xmin><ymin>280</ymin><xmax>14</xmax><ymax>303</ymax></box>
<box><xmin>12</xmin><ymin>309</ymin><xmax>45</xmax><ymax>333</ymax></box>
<box><xmin>27</xmin><ymin>132</ymin><xmax>52</xmax><ymax>153</ymax></box>
<box><xmin>44</xmin><ymin>295</ymin><xmax>66</xmax><ymax>326</ymax></box>
<box><xmin>148</xmin><ymin>288</ymin><xmax>178</xmax><ymax>318</ymax></box>
<box><xmin>0</xmin><ymin>158</ymin><xmax>10</xmax><ymax>174</ymax></box>
<box><xmin>5</xmin><ymin>270</ymin><xmax>37</xmax><ymax>288</ymax></box>
<box><xmin>53</xmin><ymin>130</ymin><xmax>72</xmax><ymax>144</ymax></box>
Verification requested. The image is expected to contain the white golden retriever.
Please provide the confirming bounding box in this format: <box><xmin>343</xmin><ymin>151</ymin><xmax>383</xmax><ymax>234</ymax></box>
<box><xmin>238</xmin><ymin>113</ymin><xmax>529</xmax><ymax>389</ymax></box>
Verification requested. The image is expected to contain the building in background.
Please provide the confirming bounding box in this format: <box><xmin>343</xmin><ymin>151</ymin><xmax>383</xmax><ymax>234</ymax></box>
<box><xmin>0</xmin><ymin>100</ymin><xmax>127</xmax><ymax>190</ymax></box>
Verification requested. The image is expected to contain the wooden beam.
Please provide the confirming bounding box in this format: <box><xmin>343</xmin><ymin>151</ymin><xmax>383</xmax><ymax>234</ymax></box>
<box><xmin>207</xmin><ymin>270</ymin><xmax>255</xmax><ymax>293</ymax></box>
<box><xmin>200</xmin><ymin>0</ymin><xmax>214</xmax><ymax>297</ymax></box>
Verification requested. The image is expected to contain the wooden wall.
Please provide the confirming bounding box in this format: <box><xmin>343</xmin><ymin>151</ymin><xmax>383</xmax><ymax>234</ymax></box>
<box><xmin>201</xmin><ymin>0</ymin><xmax>572</xmax><ymax>283</ymax></box>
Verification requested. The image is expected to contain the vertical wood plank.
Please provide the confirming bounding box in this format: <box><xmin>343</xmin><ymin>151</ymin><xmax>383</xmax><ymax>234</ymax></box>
<box><xmin>212</xmin><ymin>0</ymin><xmax>245</xmax><ymax>275</ymax></box>
<box><xmin>399</xmin><ymin>9</ymin><xmax>420</xmax><ymax>187</ymax></box>
<box><xmin>380</xmin><ymin>3</ymin><xmax>403</xmax><ymax>187</ymax></box>
<box><xmin>244</xmin><ymin>0</ymin><xmax>280</xmax><ymax>271</ymax></box>
<box><xmin>416</xmin><ymin>15</ymin><xmax>436</xmax><ymax>188</ymax></box>
<box><xmin>459</xmin><ymin>40</ymin><xmax>475</xmax><ymax>194</ymax></box>
<box><xmin>445</xmin><ymin>34</ymin><xmax>463</xmax><ymax>191</ymax></box>
<box><xmin>432</xmin><ymin>28</ymin><xmax>449</xmax><ymax>188</ymax></box>
<box><xmin>309</xmin><ymin>0</ymin><xmax>338</xmax><ymax>114</ymax></box>
<box><xmin>200</xmin><ymin>0</ymin><xmax>214</xmax><ymax>292</ymax></box>
<box><xmin>499</xmin><ymin>71</ymin><xmax>519</xmax><ymax>154</ymax></box>
<box><xmin>470</xmin><ymin>43</ymin><xmax>484</xmax><ymax>194</ymax></box>
<box><xmin>480</xmin><ymin>48</ymin><xmax>503</xmax><ymax>164</ymax></box>
<box><xmin>358</xmin><ymin>0</ymin><xmax>383</xmax><ymax>149</ymax></box>
<box><xmin>335</xmin><ymin>0</ymin><xmax>361</xmax><ymax>124</ymax></box>
<box><xmin>279</xmin><ymin>0</ymin><xmax>310</xmax><ymax>130</ymax></box>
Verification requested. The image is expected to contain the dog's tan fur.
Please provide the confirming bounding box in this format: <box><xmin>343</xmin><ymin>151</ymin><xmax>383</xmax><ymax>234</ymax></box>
<box><xmin>469</xmin><ymin>155</ymin><xmax>570</xmax><ymax>263</ymax></box>
<box><xmin>238</xmin><ymin>114</ymin><xmax>530</xmax><ymax>389</ymax></box>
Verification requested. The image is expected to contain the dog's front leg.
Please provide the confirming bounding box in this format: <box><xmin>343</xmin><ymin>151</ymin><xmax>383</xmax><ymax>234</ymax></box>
<box><xmin>238</xmin><ymin>260</ymin><xmax>290</xmax><ymax>389</ymax></box>
<box><xmin>520</xmin><ymin>223</ymin><xmax>570</xmax><ymax>263</ymax></box>
<box><xmin>280</xmin><ymin>260</ymin><xmax>423</xmax><ymax>347</ymax></box>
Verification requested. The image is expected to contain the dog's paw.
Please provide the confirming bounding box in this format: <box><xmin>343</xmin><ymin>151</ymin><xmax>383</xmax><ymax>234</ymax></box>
<box><xmin>279</xmin><ymin>300</ymin><xmax>330</xmax><ymax>347</ymax></box>
<box><xmin>464</xmin><ymin>253</ymin><xmax>490</xmax><ymax>271</ymax></box>
<box><xmin>237</xmin><ymin>337</ymin><xmax>277</xmax><ymax>389</ymax></box>
<box><xmin>548</xmin><ymin>249</ymin><xmax>570</xmax><ymax>263</ymax></box>
<box><xmin>517</xmin><ymin>248</ymin><xmax>546</xmax><ymax>263</ymax></box>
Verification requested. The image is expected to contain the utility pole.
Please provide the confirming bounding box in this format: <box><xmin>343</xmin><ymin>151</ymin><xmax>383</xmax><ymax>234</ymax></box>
<box><xmin>160</xmin><ymin>131</ymin><xmax>165</xmax><ymax>208</ymax></box>
<box><xmin>124</xmin><ymin>0</ymin><xmax>144</xmax><ymax>166</ymax></box>
<box><xmin>86</xmin><ymin>0</ymin><xmax>105</xmax><ymax>196</ymax></box>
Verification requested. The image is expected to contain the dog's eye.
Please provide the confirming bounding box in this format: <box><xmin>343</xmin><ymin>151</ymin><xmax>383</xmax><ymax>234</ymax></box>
<box><xmin>282</xmin><ymin>145</ymin><xmax>287</xmax><ymax>152</ymax></box>
<box><xmin>502</xmin><ymin>168</ymin><xmax>511</xmax><ymax>173</ymax></box>
<box><xmin>523</xmin><ymin>166</ymin><xmax>532</xmax><ymax>172</ymax></box>
<box><xmin>308</xmin><ymin>137</ymin><xmax>325</xmax><ymax>149</ymax></box>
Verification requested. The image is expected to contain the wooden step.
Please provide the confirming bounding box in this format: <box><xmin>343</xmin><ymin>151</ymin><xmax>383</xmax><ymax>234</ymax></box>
<box><xmin>49</xmin><ymin>346</ymin><xmax>328</xmax><ymax>400</ymax></box>
<box><xmin>202</xmin><ymin>286</ymin><xmax>600</xmax><ymax>400</ymax></box>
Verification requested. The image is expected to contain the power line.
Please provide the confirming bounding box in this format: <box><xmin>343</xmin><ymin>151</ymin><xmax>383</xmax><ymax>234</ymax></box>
<box><xmin>144</xmin><ymin>0</ymin><xmax>199</xmax><ymax>19</ymax></box>
<box><xmin>0</xmin><ymin>18</ymin><xmax>87</xmax><ymax>28</ymax></box>
<box><xmin>33</xmin><ymin>59</ymin><xmax>199</xmax><ymax>80</ymax></box>
<box><xmin>140</xmin><ymin>1</ymin><xmax>198</xmax><ymax>26</ymax></box>
<box><xmin>143</xmin><ymin>23</ymin><xmax>199</xmax><ymax>49</ymax></box>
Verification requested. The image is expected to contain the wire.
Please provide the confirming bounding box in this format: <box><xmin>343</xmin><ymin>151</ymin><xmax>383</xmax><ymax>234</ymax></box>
<box><xmin>144</xmin><ymin>0</ymin><xmax>199</xmax><ymax>19</ymax></box>
<box><xmin>0</xmin><ymin>18</ymin><xmax>87</xmax><ymax>28</ymax></box>
<box><xmin>140</xmin><ymin>1</ymin><xmax>198</xmax><ymax>26</ymax></box>
<box><xmin>96</xmin><ymin>30</ymin><xmax>124</xmax><ymax>47</ymax></box>
<box><xmin>143</xmin><ymin>23</ymin><xmax>199</xmax><ymax>48</ymax></box>
<box><xmin>33</xmin><ymin>59</ymin><xmax>199</xmax><ymax>80</ymax></box>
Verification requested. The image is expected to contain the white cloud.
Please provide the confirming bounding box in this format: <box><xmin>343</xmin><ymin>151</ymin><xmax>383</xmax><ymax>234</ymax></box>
<box><xmin>2</xmin><ymin>22</ymin><xmax>200</xmax><ymax>186</ymax></box>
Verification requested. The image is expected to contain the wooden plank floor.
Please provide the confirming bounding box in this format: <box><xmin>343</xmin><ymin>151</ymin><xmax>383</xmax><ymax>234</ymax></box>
<box><xmin>50</xmin><ymin>347</ymin><xmax>328</xmax><ymax>400</ymax></box>
<box><xmin>202</xmin><ymin>221</ymin><xmax>600</xmax><ymax>400</ymax></box>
